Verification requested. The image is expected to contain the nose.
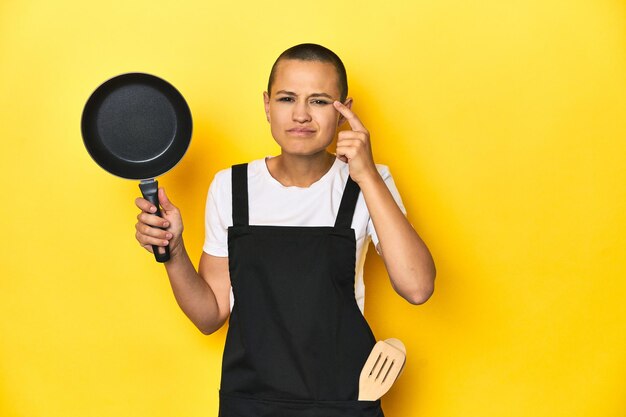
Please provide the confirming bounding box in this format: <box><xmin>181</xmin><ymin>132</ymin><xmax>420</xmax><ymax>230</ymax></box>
<box><xmin>292</xmin><ymin>100</ymin><xmax>312</xmax><ymax>123</ymax></box>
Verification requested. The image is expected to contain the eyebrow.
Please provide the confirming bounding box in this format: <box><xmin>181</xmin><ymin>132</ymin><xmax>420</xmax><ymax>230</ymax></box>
<box><xmin>275</xmin><ymin>90</ymin><xmax>335</xmax><ymax>100</ymax></box>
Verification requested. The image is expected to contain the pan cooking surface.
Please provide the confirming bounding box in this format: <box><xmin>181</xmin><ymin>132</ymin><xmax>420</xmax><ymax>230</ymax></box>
<box><xmin>82</xmin><ymin>73</ymin><xmax>192</xmax><ymax>180</ymax></box>
<box><xmin>97</xmin><ymin>84</ymin><xmax>177</xmax><ymax>162</ymax></box>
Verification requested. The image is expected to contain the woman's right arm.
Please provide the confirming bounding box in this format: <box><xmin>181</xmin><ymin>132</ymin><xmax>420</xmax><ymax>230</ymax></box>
<box><xmin>135</xmin><ymin>187</ymin><xmax>231</xmax><ymax>335</ymax></box>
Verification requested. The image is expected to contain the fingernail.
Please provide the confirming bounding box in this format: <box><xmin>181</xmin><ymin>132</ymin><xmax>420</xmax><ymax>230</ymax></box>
<box><xmin>150</xmin><ymin>206</ymin><xmax>156</xmax><ymax>212</ymax></box>
<box><xmin>163</xmin><ymin>221</ymin><xmax>170</xmax><ymax>227</ymax></box>
<box><xmin>166</xmin><ymin>233</ymin><xmax>172</xmax><ymax>239</ymax></box>
<box><xmin>163</xmin><ymin>240</ymin><xmax>169</xmax><ymax>246</ymax></box>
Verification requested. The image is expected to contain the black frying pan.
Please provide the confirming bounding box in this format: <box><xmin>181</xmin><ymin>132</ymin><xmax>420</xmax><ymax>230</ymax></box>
<box><xmin>81</xmin><ymin>72</ymin><xmax>192</xmax><ymax>263</ymax></box>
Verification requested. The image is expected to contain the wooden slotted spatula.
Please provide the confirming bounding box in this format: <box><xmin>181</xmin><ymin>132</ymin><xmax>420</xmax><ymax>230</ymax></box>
<box><xmin>358</xmin><ymin>338</ymin><xmax>407</xmax><ymax>400</ymax></box>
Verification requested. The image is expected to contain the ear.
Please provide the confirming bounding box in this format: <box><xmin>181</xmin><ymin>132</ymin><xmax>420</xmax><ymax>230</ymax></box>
<box><xmin>263</xmin><ymin>91</ymin><xmax>271</xmax><ymax>123</ymax></box>
<box><xmin>338</xmin><ymin>97</ymin><xmax>353</xmax><ymax>127</ymax></box>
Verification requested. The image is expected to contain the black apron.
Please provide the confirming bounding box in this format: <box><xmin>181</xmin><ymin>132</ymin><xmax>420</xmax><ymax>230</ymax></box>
<box><xmin>219</xmin><ymin>163</ymin><xmax>384</xmax><ymax>417</ymax></box>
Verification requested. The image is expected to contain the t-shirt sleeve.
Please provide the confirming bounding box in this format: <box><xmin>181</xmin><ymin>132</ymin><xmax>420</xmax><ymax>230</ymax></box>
<box><xmin>203</xmin><ymin>169</ymin><xmax>231</xmax><ymax>257</ymax></box>
<box><xmin>367</xmin><ymin>165</ymin><xmax>407</xmax><ymax>249</ymax></box>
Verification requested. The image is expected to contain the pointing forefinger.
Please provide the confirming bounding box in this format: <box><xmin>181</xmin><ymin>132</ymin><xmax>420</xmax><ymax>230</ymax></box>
<box><xmin>333</xmin><ymin>101</ymin><xmax>367</xmax><ymax>133</ymax></box>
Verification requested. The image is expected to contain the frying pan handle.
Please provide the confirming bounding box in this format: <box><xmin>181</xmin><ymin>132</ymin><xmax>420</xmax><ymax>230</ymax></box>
<box><xmin>139</xmin><ymin>180</ymin><xmax>170</xmax><ymax>263</ymax></box>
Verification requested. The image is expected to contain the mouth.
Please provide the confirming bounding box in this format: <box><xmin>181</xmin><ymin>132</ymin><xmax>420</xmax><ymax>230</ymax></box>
<box><xmin>286</xmin><ymin>128</ymin><xmax>316</xmax><ymax>137</ymax></box>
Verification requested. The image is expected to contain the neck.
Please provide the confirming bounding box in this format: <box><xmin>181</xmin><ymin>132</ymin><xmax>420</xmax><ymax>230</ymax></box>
<box><xmin>266</xmin><ymin>152</ymin><xmax>335</xmax><ymax>187</ymax></box>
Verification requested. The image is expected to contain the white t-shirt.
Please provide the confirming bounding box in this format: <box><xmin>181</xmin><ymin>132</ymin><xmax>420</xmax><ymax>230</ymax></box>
<box><xmin>203</xmin><ymin>157</ymin><xmax>406</xmax><ymax>313</ymax></box>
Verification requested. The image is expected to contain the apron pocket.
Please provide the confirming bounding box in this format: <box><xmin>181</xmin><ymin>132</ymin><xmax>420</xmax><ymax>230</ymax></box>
<box><xmin>219</xmin><ymin>391</ymin><xmax>384</xmax><ymax>417</ymax></box>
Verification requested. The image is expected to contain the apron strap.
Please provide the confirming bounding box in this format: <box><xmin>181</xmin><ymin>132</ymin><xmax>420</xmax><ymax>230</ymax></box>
<box><xmin>334</xmin><ymin>176</ymin><xmax>361</xmax><ymax>228</ymax></box>
<box><xmin>231</xmin><ymin>163</ymin><xmax>249</xmax><ymax>226</ymax></box>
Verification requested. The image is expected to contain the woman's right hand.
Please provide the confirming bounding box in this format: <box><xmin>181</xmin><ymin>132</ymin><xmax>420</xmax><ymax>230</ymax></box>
<box><xmin>135</xmin><ymin>187</ymin><xmax>184</xmax><ymax>258</ymax></box>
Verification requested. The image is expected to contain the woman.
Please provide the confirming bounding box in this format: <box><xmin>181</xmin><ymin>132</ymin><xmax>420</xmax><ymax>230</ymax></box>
<box><xmin>135</xmin><ymin>43</ymin><xmax>436</xmax><ymax>417</ymax></box>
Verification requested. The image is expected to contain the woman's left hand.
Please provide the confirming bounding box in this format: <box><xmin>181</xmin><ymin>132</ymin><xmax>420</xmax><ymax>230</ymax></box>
<box><xmin>333</xmin><ymin>101</ymin><xmax>379</xmax><ymax>184</ymax></box>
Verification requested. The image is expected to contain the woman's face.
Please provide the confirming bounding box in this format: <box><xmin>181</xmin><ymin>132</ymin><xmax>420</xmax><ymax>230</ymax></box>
<box><xmin>264</xmin><ymin>59</ymin><xmax>345</xmax><ymax>157</ymax></box>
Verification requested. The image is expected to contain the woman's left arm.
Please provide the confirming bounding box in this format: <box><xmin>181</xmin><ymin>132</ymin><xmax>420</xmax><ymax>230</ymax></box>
<box><xmin>334</xmin><ymin>101</ymin><xmax>436</xmax><ymax>305</ymax></box>
<box><xmin>360</xmin><ymin>173</ymin><xmax>436</xmax><ymax>304</ymax></box>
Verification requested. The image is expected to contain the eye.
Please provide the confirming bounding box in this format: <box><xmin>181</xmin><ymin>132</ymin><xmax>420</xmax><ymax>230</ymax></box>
<box><xmin>311</xmin><ymin>99</ymin><xmax>331</xmax><ymax>105</ymax></box>
<box><xmin>277</xmin><ymin>96</ymin><xmax>295</xmax><ymax>102</ymax></box>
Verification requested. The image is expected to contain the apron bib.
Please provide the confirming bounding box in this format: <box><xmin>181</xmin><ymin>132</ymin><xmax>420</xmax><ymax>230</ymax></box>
<box><xmin>219</xmin><ymin>163</ymin><xmax>384</xmax><ymax>417</ymax></box>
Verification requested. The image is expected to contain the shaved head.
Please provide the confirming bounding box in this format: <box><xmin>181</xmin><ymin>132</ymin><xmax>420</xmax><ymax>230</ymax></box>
<box><xmin>267</xmin><ymin>43</ymin><xmax>348</xmax><ymax>102</ymax></box>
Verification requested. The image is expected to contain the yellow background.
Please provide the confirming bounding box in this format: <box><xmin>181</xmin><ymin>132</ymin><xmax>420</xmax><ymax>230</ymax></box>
<box><xmin>1</xmin><ymin>0</ymin><xmax>625</xmax><ymax>416</ymax></box>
